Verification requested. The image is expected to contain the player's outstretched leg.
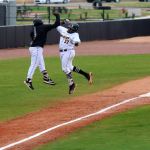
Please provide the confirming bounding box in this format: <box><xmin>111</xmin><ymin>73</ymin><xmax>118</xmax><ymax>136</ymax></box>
<box><xmin>73</xmin><ymin>66</ymin><xmax>93</xmax><ymax>84</ymax></box>
<box><xmin>42</xmin><ymin>70</ymin><xmax>56</xmax><ymax>85</ymax></box>
<box><xmin>69</xmin><ymin>82</ymin><xmax>76</xmax><ymax>94</ymax></box>
<box><xmin>87</xmin><ymin>72</ymin><xmax>93</xmax><ymax>85</ymax></box>
<box><xmin>66</xmin><ymin>72</ymin><xmax>76</xmax><ymax>94</ymax></box>
<box><xmin>24</xmin><ymin>78</ymin><xmax>34</xmax><ymax>90</ymax></box>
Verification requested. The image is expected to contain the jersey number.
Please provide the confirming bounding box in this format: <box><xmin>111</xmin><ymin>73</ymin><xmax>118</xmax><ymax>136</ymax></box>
<box><xmin>64</xmin><ymin>37</ymin><xmax>69</xmax><ymax>44</ymax></box>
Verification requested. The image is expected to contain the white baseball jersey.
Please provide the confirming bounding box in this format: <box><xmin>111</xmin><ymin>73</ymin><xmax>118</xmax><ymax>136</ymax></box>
<box><xmin>57</xmin><ymin>26</ymin><xmax>81</xmax><ymax>50</ymax></box>
<box><xmin>56</xmin><ymin>25</ymin><xmax>81</xmax><ymax>74</ymax></box>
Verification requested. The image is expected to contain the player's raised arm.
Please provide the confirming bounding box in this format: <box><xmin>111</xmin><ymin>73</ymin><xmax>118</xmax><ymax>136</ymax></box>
<box><xmin>45</xmin><ymin>12</ymin><xmax>60</xmax><ymax>31</ymax></box>
<box><xmin>52</xmin><ymin>12</ymin><xmax>61</xmax><ymax>28</ymax></box>
<box><xmin>57</xmin><ymin>26</ymin><xmax>68</xmax><ymax>37</ymax></box>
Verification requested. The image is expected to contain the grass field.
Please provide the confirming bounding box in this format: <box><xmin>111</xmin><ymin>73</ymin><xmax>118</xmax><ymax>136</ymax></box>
<box><xmin>107</xmin><ymin>1</ymin><xmax>150</xmax><ymax>8</ymax></box>
<box><xmin>36</xmin><ymin>105</ymin><xmax>150</xmax><ymax>150</ymax></box>
<box><xmin>1</xmin><ymin>54</ymin><xmax>150</xmax><ymax>121</ymax></box>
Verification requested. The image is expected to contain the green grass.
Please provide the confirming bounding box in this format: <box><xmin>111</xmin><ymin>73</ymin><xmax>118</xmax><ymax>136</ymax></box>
<box><xmin>66</xmin><ymin>9</ymin><xmax>123</xmax><ymax>20</ymax></box>
<box><xmin>1</xmin><ymin>54</ymin><xmax>150</xmax><ymax>121</ymax></box>
<box><xmin>106</xmin><ymin>1</ymin><xmax>150</xmax><ymax>8</ymax></box>
<box><xmin>36</xmin><ymin>105</ymin><xmax>150</xmax><ymax>150</ymax></box>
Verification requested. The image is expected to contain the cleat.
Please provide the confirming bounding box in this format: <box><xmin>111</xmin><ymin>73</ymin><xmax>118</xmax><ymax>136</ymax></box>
<box><xmin>69</xmin><ymin>82</ymin><xmax>76</xmax><ymax>94</ymax></box>
<box><xmin>88</xmin><ymin>72</ymin><xmax>93</xmax><ymax>85</ymax></box>
<box><xmin>43</xmin><ymin>78</ymin><xmax>56</xmax><ymax>85</ymax></box>
<box><xmin>24</xmin><ymin>80</ymin><xmax>34</xmax><ymax>90</ymax></box>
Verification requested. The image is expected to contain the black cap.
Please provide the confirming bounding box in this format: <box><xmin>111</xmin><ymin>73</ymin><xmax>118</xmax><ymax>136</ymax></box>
<box><xmin>68</xmin><ymin>23</ymin><xmax>79</xmax><ymax>32</ymax></box>
<box><xmin>33</xmin><ymin>18</ymin><xmax>43</xmax><ymax>26</ymax></box>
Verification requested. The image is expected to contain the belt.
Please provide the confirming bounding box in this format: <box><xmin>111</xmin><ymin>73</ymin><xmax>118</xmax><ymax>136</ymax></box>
<box><xmin>60</xmin><ymin>49</ymin><xmax>67</xmax><ymax>52</ymax></box>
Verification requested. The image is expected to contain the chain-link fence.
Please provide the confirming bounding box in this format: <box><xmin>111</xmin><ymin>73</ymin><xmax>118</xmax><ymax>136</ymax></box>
<box><xmin>16</xmin><ymin>5</ymin><xmax>71</xmax><ymax>24</ymax></box>
<box><xmin>15</xmin><ymin>4</ymin><xmax>131</xmax><ymax>25</ymax></box>
<box><xmin>1</xmin><ymin>1</ymin><xmax>150</xmax><ymax>26</ymax></box>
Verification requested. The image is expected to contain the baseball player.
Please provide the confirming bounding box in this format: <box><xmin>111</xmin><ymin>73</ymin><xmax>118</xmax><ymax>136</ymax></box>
<box><xmin>24</xmin><ymin>13</ymin><xmax>60</xmax><ymax>90</ymax></box>
<box><xmin>56</xmin><ymin>21</ymin><xmax>93</xmax><ymax>94</ymax></box>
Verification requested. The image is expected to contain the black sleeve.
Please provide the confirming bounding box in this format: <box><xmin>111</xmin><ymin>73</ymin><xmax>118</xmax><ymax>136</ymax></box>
<box><xmin>30</xmin><ymin>30</ymin><xmax>34</xmax><ymax>41</ymax></box>
<box><xmin>45</xmin><ymin>14</ymin><xmax>60</xmax><ymax>31</ymax></box>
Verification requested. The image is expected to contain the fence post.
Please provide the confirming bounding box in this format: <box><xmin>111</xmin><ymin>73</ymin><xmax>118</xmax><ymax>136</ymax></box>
<box><xmin>47</xmin><ymin>6</ymin><xmax>50</xmax><ymax>23</ymax></box>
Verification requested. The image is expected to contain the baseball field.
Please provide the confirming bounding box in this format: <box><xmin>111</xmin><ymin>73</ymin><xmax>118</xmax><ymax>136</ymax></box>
<box><xmin>0</xmin><ymin>37</ymin><xmax>150</xmax><ymax>149</ymax></box>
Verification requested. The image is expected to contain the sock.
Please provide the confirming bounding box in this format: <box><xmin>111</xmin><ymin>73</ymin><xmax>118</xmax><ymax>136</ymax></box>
<box><xmin>42</xmin><ymin>70</ymin><xmax>50</xmax><ymax>80</ymax></box>
<box><xmin>27</xmin><ymin>78</ymin><xmax>32</xmax><ymax>82</ymax></box>
<box><xmin>73</xmin><ymin>66</ymin><xmax>89</xmax><ymax>79</ymax></box>
<box><xmin>66</xmin><ymin>72</ymin><xmax>74</xmax><ymax>85</ymax></box>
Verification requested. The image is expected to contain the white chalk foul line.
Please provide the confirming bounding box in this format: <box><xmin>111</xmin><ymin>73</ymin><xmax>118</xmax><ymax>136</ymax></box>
<box><xmin>1</xmin><ymin>92</ymin><xmax>150</xmax><ymax>150</ymax></box>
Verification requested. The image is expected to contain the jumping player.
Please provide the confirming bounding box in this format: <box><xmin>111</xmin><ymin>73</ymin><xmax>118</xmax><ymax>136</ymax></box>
<box><xmin>56</xmin><ymin>21</ymin><xmax>93</xmax><ymax>94</ymax></box>
<box><xmin>24</xmin><ymin>13</ymin><xmax>60</xmax><ymax>90</ymax></box>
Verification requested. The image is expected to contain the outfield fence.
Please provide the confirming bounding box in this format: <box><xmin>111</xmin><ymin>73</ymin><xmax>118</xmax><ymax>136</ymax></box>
<box><xmin>0</xmin><ymin>18</ymin><xmax>150</xmax><ymax>49</ymax></box>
